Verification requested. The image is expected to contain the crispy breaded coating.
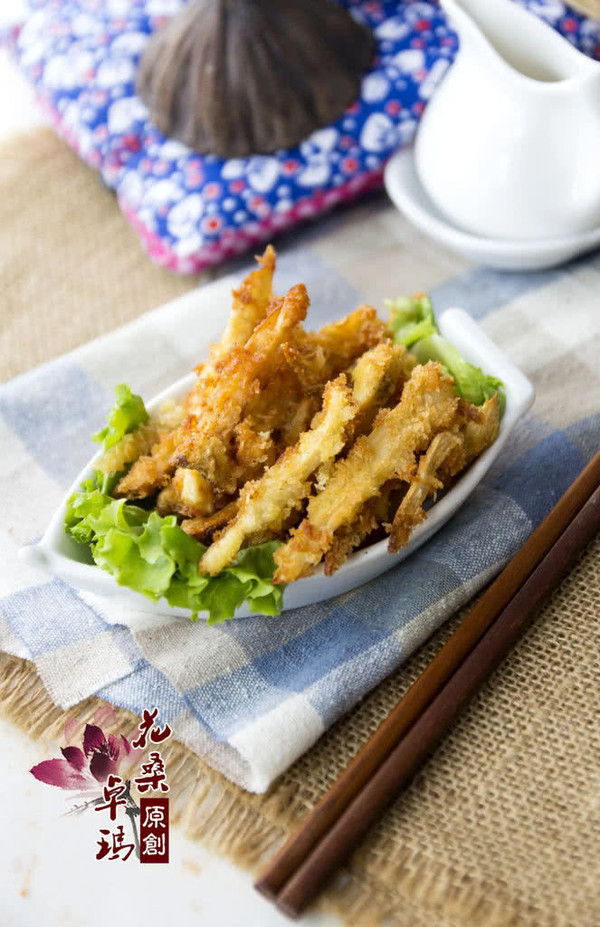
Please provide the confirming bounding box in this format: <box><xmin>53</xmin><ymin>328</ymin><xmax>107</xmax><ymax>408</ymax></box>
<box><xmin>349</xmin><ymin>341</ymin><xmax>415</xmax><ymax>437</ymax></box>
<box><xmin>234</xmin><ymin>421</ymin><xmax>279</xmax><ymax>479</ymax></box>
<box><xmin>155</xmin><ymin>400</ymin><xmax>186</xmax><ymax>429</ymax></box>
<box><xmin>97</xmin><ymin>422</ymin><xmax>163</xmax><ymax>476</ymax></box>
<box><xmin>118</xmin><ymin>283</ymin><xmax>308</xmax><ymax>499</ymax></box>
<box><xmin>323</xmin><ymin>484</ymin><xmax>396</xmax><ymax>576</ymax></box>
<box><xmin>310</xmin><ymin>305</ymin><xmax>389</xmax><ymax>367</ymax></box>
<box><xmin>388</xmin><ymin>395</ymin><xmax>499</xmax><ymax>553</ymax></box>
<box><xmin>282</xmin><ymin>306</ymin><xmax>389</xmax><ymax>395</ymax></box>
<box><xmin>176</xmin><ymin>284</ymin><xmax>309</xmax><ymax>475</ymax></box>
<box><xmin>314</xmin><ymin>343</ymin><xmax>412</xmax><ymax>492</ymax></box>
<box><xmin>388</xmin><ymin>431</ymin><xmax>463</xmax><ymax>553</ymax></box>
<box><xmin>156</xmin><ymin>468</ymin><xmax>216</xmax><ymax>519</ymax></box>
<box><xmin>216</xmin><ymin>245</ymin><xmax>276</xmax><ymax>360</ymax></box>
<box><xmin>116</xmin><ymin>428</ymin><xmax>183</xmax><ymax>498</ymax></box>
<box><xmin>185</xmin><ymin>246</ymin><xmax>276</xmax><ymax>417</ymax></box>
<box><xmin>434</xmin><ymin>395</ymin><xmax>500</xmax><ymax>484</ymax></box>
<box><xmin>181</xmin><ymin>499</ymin><xmax>239</xmax><ymax>542</ymax></box>
<box><xmin>241</xmin><ymin>366</ymin><xmax>311</xmax><ymax>446</ymax></box>
<box><xmin>460</xmin><ymin>394</ymin><xmax>500</xmax><ymax>464</ymax></box>
<box><xmin>273</xmin><ymin>362</ymin><xmax>459</xmax><ymax>584</ymax></box>
<box><xmin>199</xmin><ymin>374</ymin><xmax>357</xmax><ymax>576</ymax></box>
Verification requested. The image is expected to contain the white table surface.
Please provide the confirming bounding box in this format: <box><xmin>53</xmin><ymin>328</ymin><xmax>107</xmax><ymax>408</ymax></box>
<box><xmin>0</xmin><ymin>4</ymin><xmax>340</xmax><ymax>924</ymax></box>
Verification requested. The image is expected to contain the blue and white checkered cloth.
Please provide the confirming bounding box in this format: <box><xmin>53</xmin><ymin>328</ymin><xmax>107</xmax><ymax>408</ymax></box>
<box><xmin>1</xmin><ymin>246</ymin><xmax>599</xmax><ymax>792</ymax></box>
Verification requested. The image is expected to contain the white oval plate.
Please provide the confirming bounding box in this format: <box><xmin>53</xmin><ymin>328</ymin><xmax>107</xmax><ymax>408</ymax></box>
<box><xmin>384</xmin><ymin>148</ymin><xmax>600</xmax><ymax>272</ymax></box>
<box><xmin>20</xmin><ymin>308</ymin><xmax>534</xmax><ymax>622</ymax></box>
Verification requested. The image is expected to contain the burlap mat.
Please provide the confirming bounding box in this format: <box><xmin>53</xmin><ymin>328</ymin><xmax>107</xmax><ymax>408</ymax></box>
<box><xmin>569</xmin><ymin>0</ymin><xmax>600</xmax><ymax>18</ymax></box>
<box><xmin>0</xmin><ymin>130</ymin><xmax>199</xmax><ymax>381</ymax></box>
<box><xmin>1</xmin><ymin>129</ymin><xmax>599</xmax><ymax>926</ymax></box>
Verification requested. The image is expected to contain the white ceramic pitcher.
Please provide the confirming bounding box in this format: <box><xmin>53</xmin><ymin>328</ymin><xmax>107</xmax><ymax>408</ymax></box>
<box><xmin>414</xmin><ymin>0</ymin><xmax>600</xmax><ymax>241</ymax></box>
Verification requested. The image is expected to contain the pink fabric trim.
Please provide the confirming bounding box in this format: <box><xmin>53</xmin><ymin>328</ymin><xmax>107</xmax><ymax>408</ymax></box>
<box><xmin>36</xmin><ymin>90</ymin><xmax>384</xmax><ymax>275</ymax></box>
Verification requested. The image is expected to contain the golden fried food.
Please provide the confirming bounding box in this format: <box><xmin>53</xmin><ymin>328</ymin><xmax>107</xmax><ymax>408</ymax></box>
<box><xmin>215</xmin><ymin>245</ymin><xmax>276</xmax><ymax>360</ymax></box>
<box><xmin>272</xmin><ymin>362</ymin><xmax>458</xmax><ymax>584</ymax></box>
<box><xmin>199</xmin><ymin>374</ymin><xmax>356</xmax><ymax>576</ymax></box>
<box><xmin>388</xmin><ymin>395</ymin><xmax>499</xmax><ymax>553</ymax></box>
<box><xmin>181</xmin><ymin>499</ymin><xmax>240</xmax><ymax>542</ymax></box>
<box><xmin>156</xmin><ymin>467</ymin><xmax>216</xmax><ymax>519</ymax></box>
<box><xmin>459</xmin><ymin>395</ymin><xmax>500</xmax><ymax>465</ymax></box>
<box><xmin>310</xmin><ymin>306</ymin><xmax>388</xmax><ymax>368</ymax></box>
<box><xmin>116</xmin><ymin>427</ymin><xmax>183</xmax><ymax>498</ymax></box>
<box><xmin>97</xmin><ymin>422</ymin><xmax>163</xmax><ymax>476</ymax></box>
<box><xmin>185</xmin><ymin>246</ymin><xmax>275</xmax><ymax>417</ymax></box>
<box><xmin>388</xmin><ymin>432</ymin><xmax>462</xmax><ymax>553</ymax></box>
<box><xmin>118</xmin><ymin>281</ymin><xmax>308</xmax><ymax>499</ymax></box>
<box><xmin>108</xmin><ymin>245</ymin><xmax>501</xmax><ymax>591</ymax></box>
<box><xmin>234</xmin><ymin>421</ymin><xmax>278</xmax><ymax>477</ymax></box>
<box><xmin>282</xmin><ymin>306</ymin><xmax>388</xmax><ymax>396</ymax></box>
<box><xmin>176</xmin><ymin>284</ymin><xmax>309</xmax><ymax>473</ymax></box>
<box><xmin>349</xmin><ymin>341</ymin><xmax>415</xmax><ymax>437</ymax></box>
<box><xmin>323</xmin><ymin>484</ymin><xmax>396</xmax><ymax>576</ymax></box>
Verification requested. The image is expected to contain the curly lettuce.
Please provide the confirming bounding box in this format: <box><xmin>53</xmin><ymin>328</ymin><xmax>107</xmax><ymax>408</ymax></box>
<box><xmin>387</xmin><ymin>295</ymin><xmax>505</xmax><ymax>414</ymax></box>
<box><xmin>92</xmin><ymin>384</ymin><xmax>149</xmax><ymax>452</ymax></box>
<box><xmin>66</xmin><ymin>385</ymin><xmax>284</xmax><ymax>622</ymax></box>
<box><xmin>385</xmin><ymin>294</ymin><xmax>438</xmax><ymax>347</ymax></box>
<box><xmin>65</xmin><ymin>471</ymin><xmax>284</xmax><ymax>623</ymax></box>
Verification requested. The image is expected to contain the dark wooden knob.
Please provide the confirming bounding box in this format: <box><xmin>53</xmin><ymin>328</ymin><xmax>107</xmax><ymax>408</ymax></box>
<box><xmin>137</xmin><ymin>0</ymin><xmax>375</xmax><ymax>157</ymax></box>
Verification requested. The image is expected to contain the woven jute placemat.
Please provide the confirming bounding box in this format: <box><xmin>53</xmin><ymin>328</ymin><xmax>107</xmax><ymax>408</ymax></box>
<box><xmin>569</xmin><ymin>0</ymin><xmax>600</xmax><ymax>18</ymax></box>
<box><xmin>0</xmin><ymin>129</ymin><xmax>199</xmax><ymax>382</ymax></box>
<box><xmin>1</xmin><ymin>129</ymin><xmax>599</xmax><ymax>926</ymax></box>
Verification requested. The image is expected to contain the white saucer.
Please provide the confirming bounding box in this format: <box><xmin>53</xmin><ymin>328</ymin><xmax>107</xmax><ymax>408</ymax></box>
<box><xmin>384</xmin><ymin>148</ymin><xmax>600</xmax><ymax>272</ymax></box>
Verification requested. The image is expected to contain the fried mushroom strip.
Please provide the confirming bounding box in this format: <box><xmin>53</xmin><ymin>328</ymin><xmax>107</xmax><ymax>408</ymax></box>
<box><xmin>241</xmin><ymin>365</ymin><xmax>313</xmax><ymax>448</ymax></box>
<box><xmin>388</xmin><ymin>432</ymin><xmax>463</xmax><ymax>553</ymax></box>
<box><xmin>282</xmin><ymin>305</ymin><xmax>388</xmax><ymax>395</ymax></box>
<box><xmin>156</xmin><ymin>468</ymin><xmax>216</xmax><ymax>518</ymax></box>
<box><xmin>182</xmin><ymin>499</ymin><xmax>239</xmax><ymax>543</ymax></box>
<box><xmin>323</xmin><ymin>484</ymin><xmax>397</xmax><ymax>576</ymax></box>
<box><xmin>273</xmin><ymin>362</ymin><xmax>459</xmax><ymax>584</ymax></box>
<box><xmin>314</xmin><ymin>343</ymin><xmax>413</xmax><ymax>492</ymax></box>
<box><xmin>349</xmin><ymin>341</ymin><xmax>416</xmax><ymax>437</ymax></box>
<box><xmin>185</xmin><ymin>246</ymin><xmax>276</xmax><ymax>416</ymax></box>
<box><xmin>117</xmin><ymin>283</ymin><xmax>308</xmax><ymax>499</ymax></box>
<box><xmin>199</xmin><ymin>374</ymin><xmax>357</xmax><ymax>576</ymax></box>
<box><xmin>458</xmin><ymin>395</ymin><xmax>500</xmax><ymax>467</ymax></box>
<box><xmin>96</xmin><ymin>422</ymin><xmax>164</xmax><ymax>476</ymax></box>
<box><xmin>176</xmin><ymin>284</ymin><xmax>309</xmax><ymax>473</ymax></box>
<box><xmin>216</xmin><ymin>245</ymin><xmax>276</xmax><ymax>360</ymax></box>
<box><xmin>388</xmin><ymin>394</ymin><xmax>500</xmax><ymax>553</ymax></box>
<box><xmin>115</xmin><ymin>428</ymin><xmax>184</xmax><ymax>499</ymax></box>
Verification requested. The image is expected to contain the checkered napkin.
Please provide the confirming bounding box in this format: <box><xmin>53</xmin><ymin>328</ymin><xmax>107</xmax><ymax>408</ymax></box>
<box><xmin>1</xmin><ymin>248</ymin><xmax>599</xmax><ymax>792</ymax></box>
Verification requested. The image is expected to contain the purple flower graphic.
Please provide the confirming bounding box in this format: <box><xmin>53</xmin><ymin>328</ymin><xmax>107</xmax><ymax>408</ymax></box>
<box><xmin>30</xmin><ymin>708</ymin><xmax>156</xmax><ymax>861</ymax></box>
<box><xmin>31</xmin><ymin>712</ymin><xmax>141</xmax><ymax>791</ymax></box>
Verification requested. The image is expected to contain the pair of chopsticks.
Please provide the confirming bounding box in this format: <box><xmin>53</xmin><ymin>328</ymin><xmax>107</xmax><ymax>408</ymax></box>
<box><xmin>255</xmin><ymin>448</ymin><xmax>600</xmax><ymax>918</ymax></box>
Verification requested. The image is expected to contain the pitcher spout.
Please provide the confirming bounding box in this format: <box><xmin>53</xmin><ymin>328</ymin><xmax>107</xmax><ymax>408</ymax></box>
<box><xmin>416</xmin><ymin>0</ymin><xmax>600</xmax><ymax>240</ymax></box>
<box><xmin>441</xmin><ymin>0</ymin><xmax>600</xmax><ymax>85</ymax></box>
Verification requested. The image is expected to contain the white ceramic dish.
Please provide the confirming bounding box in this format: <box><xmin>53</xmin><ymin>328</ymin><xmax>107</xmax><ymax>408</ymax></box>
<box><xmin>20</xmin><ymin>308</ymin><xmax>534</xmax><ymax>620</ymax></box>
<box><xmin>384</xmin><ymin>148</ymin><xmax>600</xmax><ymax>272</ymax></box>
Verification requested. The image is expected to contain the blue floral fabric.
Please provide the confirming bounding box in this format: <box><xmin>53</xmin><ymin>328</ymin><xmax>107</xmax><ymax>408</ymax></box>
<box><xmin>7</xmin><ymin>0</ymin><xmax>600</xmax><ymax>272</ymax></box>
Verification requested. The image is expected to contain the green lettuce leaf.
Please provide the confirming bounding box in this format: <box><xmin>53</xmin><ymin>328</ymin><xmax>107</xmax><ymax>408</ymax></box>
<box><xmin>412</xmin><ymin>334</ymin><xmax>506</xmax><ymax>414</ymax></box>
<box><xmin>385</xmin><ymin>294</ymin><xmax>438</xmax><ymax>346</ymax></box>
<box><xmin>387</xmin><ymin>295</ymin><xmax>505</xmax><ymax>413</ymax></box>
<box><xmin>65</xmin><ymin>472</ymin><xmax>284</xmax><ymax>623</ymax></box>
<box><xmin>92</xmin><ymin>383</ymin><xmax>149</xmax><ymax>452</ymax></box>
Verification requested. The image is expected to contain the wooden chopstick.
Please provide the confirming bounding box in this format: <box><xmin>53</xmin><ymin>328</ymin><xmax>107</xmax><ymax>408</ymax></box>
<box><xmin>273</xmin><ymin>482</ymin><xmax>600</xmax><ymax>917</ymax></box>
<box><xmin>255</xmin><ymin>448</ymin><xmax>600</xmax><ymax>913</ymax></box>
